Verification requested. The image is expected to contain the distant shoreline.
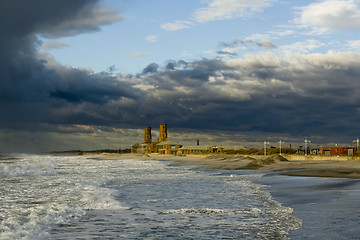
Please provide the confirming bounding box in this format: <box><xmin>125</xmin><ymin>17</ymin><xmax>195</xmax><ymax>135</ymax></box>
<box><xmin>73</xmin><ymin>152</ymin><xmax>360</xmax><ymax>179</ymax></box>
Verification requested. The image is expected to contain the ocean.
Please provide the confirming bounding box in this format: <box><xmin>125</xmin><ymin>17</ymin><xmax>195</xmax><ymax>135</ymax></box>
<box><xmin>258</xmin><ymin>173</ymin><xmax>360</xmax><ymax>239</ymax></box>
<box><xmin>0</xmin><ymin>154</ymin><xmax>358</xmax><ymax>239</ymax></box>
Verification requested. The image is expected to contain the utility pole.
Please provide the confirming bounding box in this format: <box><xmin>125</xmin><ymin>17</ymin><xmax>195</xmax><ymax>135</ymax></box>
<box><xmin>304</xmin><ymin>138</ymin><xmax>311</xmax><ymax>156</ymax></box>
<box><xmin>264</xmin><ymin>141</ymin><xmax>270</xmax><ymax>156</ymax></box>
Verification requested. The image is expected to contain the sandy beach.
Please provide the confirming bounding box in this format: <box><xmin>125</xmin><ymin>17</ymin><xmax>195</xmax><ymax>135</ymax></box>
<box><xmin>86</xmin><ymin>153</ymin><xmax>360</xmax><ymax>179</ymax></box>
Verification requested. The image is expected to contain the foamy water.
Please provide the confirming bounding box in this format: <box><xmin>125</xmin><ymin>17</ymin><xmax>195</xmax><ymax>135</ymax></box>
<box><xmin>0</xmin><ymin>154</ymin><xmax>301</xmax><ymax>239</ymax></box>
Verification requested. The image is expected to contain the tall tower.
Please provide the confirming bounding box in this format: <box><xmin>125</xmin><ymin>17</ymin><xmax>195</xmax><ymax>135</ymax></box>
<box><xmin>158</xmin><ymin>123</ymin><xmax>168</xmax><ymax>142</ymax></box>
<box><xmin>144</xmin><ymin>126</ymin><xmax>152</xmax><ymax>144</ymax></box>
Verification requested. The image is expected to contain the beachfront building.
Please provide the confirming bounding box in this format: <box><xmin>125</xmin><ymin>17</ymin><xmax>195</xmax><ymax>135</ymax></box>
<box><xmin>178</xmin><ymin>145</ymin><xmax>247</xmax><ymax>155</ymax></box>
<box><xmin>209</xmin><ymin>146</ymin><xmax>223</xmax><ymax>154</ymax></box>
<box><xmin>319</xmin><ymin>146</ymin><xmax>355</xmax><ymax>156</ymax></box>
<box><xmin>131</xmin><ymin>143</ymin><xmax>149</xmax><ymax>154</ymax></box>
<box><xmin>179</xmin><ymin>145</ymin><xmax>210</xmax><ymax>155</ymax></box>
<box><xmin>132</xmin><ymin>123</ymin><xmax>182</xmax><ymax>154</ymax></box>
<box><xmin>208</xmin><ymin>145</ymin><xmax>248</xmax><ymax>154</ymax></box>
<box><xmin>157</xmin><ymin>141</ymin><xmax>182</xmax><ymax>155</ymax></box>
<box><xmin>132</xmin><ymin>123</ymin><xmax>247</xmax><ymax>155</ymax></box>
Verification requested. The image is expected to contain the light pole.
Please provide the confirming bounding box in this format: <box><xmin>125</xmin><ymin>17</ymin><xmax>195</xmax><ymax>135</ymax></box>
<box><xmin>304</xmin><ymin>138</ymin><xmax>311</xmax><ymax>156</ymax></box>
<box><xmin>353</xmin><ymin>139</ymin><xmax>359</xmax><ymax>151</ymax></box>
<box><xmin>279</xmin><ymin>140</ymin><xmax>285</xmax><ymax>155</ymax></box>
<box><xmin>264</xmin><ymin>141</ymin><xmax>270</xmax><ymax>156</ymax></box>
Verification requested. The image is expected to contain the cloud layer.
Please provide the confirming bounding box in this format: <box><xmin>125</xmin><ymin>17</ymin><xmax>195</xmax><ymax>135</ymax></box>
<box><xmin>0</xmin><ymin>0</ymin><xmax>124</xmax><ymax>128</ymax></box>
<box><xmin>1</xmin><ymin>0</ymin><xmax>360</xmax><ymax>152</ymax></box>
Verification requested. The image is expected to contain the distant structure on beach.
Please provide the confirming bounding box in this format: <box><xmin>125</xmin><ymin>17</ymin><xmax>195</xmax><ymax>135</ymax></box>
<box><xmin>131</xmin><ymin>123</ymin><xmax>247</xmax><ymax>155</ymax></box>
<box><xmin>319</xmin><ymin>146</ymin><xmax>355</xmax><ymax>156</ymax></box>
<box><xmin>132</xmin><ymin>123</ymin><xmax>182</xmax><ymax>154</ymax></box>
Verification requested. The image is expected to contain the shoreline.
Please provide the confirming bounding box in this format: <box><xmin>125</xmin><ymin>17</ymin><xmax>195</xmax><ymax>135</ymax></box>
<box><xmin>82</xmin><ymin>153</ymin><xmax>360</xmax><ymax>179</ymax></box>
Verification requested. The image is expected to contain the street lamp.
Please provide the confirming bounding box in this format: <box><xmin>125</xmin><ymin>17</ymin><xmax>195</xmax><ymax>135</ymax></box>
<box><xmin>353</xmin><ymin>139</ymin><xmax>359</xmax><ymax>151</ymax></box>
<box><xmin>279</xmin><ymin>140</ymin><xmax>285</xmax><ymax>155</ymax></box>
<box><xmin>264</xmin><ymin>141</ymin><xmax>270</xmax><ymax>156</ymax></box>
<box><xmin>304</xmin><ymin>138</ymin><xmax>311</xmax><ymax>156</ymax></box>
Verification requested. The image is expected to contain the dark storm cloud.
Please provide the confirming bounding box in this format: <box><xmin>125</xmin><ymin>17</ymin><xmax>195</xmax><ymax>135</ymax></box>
<box><xmin>0</xmin><ymin>0</ymin><xmax>122</xmax><ymax>38</ymax></box>
<box><xmin>129</xmin><ymin>51</ymin><xmax>360</xmax><ymax>138</ymax></box>
<box><xmin>0</xmin><ymin>0</ymin><xmax>127</xmax><ymax>129</ymax></box>
<box><xmin>49</xmin><ymin>68</ymin><xmax>137</xmax><ymax>104</ymax></box>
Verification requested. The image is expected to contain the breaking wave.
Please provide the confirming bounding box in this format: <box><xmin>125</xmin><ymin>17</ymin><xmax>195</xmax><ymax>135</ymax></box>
<box><xmin>0</xmin><ymin>154</ymin><xmax>301</xmax><ymax>239</ymax></box>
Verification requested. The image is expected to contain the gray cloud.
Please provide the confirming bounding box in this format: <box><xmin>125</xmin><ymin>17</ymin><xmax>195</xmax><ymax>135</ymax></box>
<box><xmin>220</xmin><ymin>39</ymin><xmax>277</xmax><ymax>49</ymax></box>
<box><xmin>0</xmin><ymin>0</ymin><xmax>125</xmax><ymax>130</ymax></box>
<box><xmin>0</xmin><ymin>0</ymin><xmax>122</xmax><ymax>39</ymax></box>
<box><xmin>217</xmin><ymin>39</ymin><xmax>277</xmax><ymax>58</ymax></box>
<box><xmin>142</xmin><ymin>63</ymin><xmax>159</xmax><ymax>74</ymax></box>
<box><xmin>1</xmin><ymin>0</ymin><xmax>360</xmax><ymax>152</ymax></box>
<box><xmin>216</xmin><ymin>50</ymin><xmax>238</xmax><ymax>58</ymax></box>
<box><xmin>128</xmin><ymin>51</ymin><xmax>360</xmax><ymax>140</ymax></box>
<box><xmin>39</xmin><ymin>8</ymin><xmax>122</xmax><ymax>38</ymax></box>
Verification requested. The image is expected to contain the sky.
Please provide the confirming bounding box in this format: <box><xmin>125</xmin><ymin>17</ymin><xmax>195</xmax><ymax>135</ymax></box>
<box><xmin>2</xmin><ymin>0</ymin><xmax>360</xmax><ymax>152</ymax></box>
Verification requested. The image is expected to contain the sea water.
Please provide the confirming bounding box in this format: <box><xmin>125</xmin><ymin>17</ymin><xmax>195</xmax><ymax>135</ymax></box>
<box><xmin>258</xmin><ymin>173</ymin><xmax>360</xmax><ymax>239</ymax></box>
<box><xmin>0</xmin><ymin>154</ymin><xmax>302</xmax><ymax>239</ymax></box>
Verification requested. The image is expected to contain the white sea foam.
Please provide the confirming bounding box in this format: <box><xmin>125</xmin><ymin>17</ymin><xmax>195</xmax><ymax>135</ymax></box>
<box><xmin>0</xmin><ymin>154</ymin><xmax>127</xmax><ymax>239</ymax></box>
<box><xmin>0</xmin><ymin>154</ymin><xmax>302</xmax><ymax>239</ymax></box>
<box><xmin>79</xmin><ymin>183</ymin><xmax>127</xmax><ymax>211</ymax></box>
<box><xmin>160</xmin><ymin>207</ymin><xmax>263</xmax><ymax>215</ymax></box>
<box><xmin>0</xmin><ymin>202</ymin><xmax>85</xmax><ymax>240</ymax></box>
<box><xmin>0</xmin><ymin>155</ymin><xmax>58</xmax><ymax>177</ymax></box>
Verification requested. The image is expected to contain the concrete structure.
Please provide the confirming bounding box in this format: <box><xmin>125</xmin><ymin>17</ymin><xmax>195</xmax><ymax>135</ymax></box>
<box><xmin>144</xmin><ymin>127</ymin><xmax>152</xmax><ymax>144</ymax></box>
<box><xmin>157</xmin><ymin>141</ymin><xmax>182</xmax><ymax>155</ymax></box>
<box><xmin>209</xmin><ymin>146</ymin><xmax>224</xmax><ymax>154</ymax></box>
<box><xmin>209</xmin><ymin>145</ymin><xmax>247</xmax><ymax>154</ymax></box>
<box><xmin>158</xmin><ymin>124</ymin><xmax>168</xmax><ymax>142</ymax></box>
<box><xmin>132</xmin><ymin>123</ymin><xmax>180</xmax><ymax>154</ymax></box>
<box><xmin>178</xmin><ymin>145</ymin><xmax>247</xmax><ymax>155</ymax></box>
<box><xmin>132</xmin><ymin>123</ymin><xmax>246</xmax><ymax>155</ymax></box>
<box><xmin>179</xmin><ymin>145</ymin><xmax>210</xmax><ymax>155</ymax></box>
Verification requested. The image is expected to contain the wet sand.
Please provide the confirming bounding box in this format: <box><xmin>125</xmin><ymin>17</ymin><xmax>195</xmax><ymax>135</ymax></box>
<box><xmin>85</xmin><ymin>153</ymin><xmax>360</xmax><ymax>179</ymax></box>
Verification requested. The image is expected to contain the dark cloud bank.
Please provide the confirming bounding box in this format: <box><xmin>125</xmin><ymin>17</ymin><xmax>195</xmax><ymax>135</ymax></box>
<box><xmin>1</xmin><ymin>0</ymin><xmax>360</xmax><ymax>151</ymax></box>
